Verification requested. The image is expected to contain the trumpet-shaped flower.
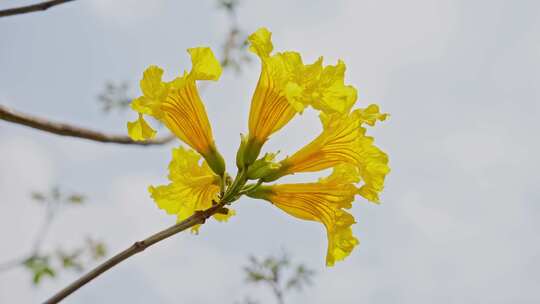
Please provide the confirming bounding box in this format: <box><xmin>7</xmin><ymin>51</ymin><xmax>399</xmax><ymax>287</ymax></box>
<box><xmin>241</xmin><ymin>28</ymin><xmax>358</xmax><ymax>165</ymax></box>
<box><xmin>248</xmin><ymin>165</ymin><xmax>360</xmax><ymax>266</ymax></box>
<box><xmin>263</xmin><ymin>105</ymin><xmax>389</xmax><ymax>202</ymax></box>
<box><xmin>128</xmin><ymin>47</ymin><xmax>226</xmax><ymax>175</ymax></box>
<box><xmin>149</xmin><ymin>147</ymin><xmax>234</xmax><ymax>233</ymax></box>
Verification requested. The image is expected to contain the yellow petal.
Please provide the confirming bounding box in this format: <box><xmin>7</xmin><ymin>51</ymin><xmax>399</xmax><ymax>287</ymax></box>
<box><xmin>160</xmin><ymin>80</ymin><xmax>225</xmax><ymax>175</ymax></box>
<box><xmin>284</xmin><ymin>56</ymin><xmax>324</xmax><ymax>111</ymax></box>
<box><xmin>131</xmin><ymin>96</ymin><xmax>154</xmax><ymax>116</ymax></box>
<box><xmin>356</xmin><ymin>140</ymin><xmax>390</xmax><ymax>203</ymax></box>
<box><xmin>244</xmin><ymin>33</ymin><xmax>323</xmax><ymax>164</ymax></box>
<box><xmin>244</xmin><ymin>28</ymin><xmax>359</xmax><ymax>166</ymax></box>
<box><xmin>355</xmin><ymin>104</ymin><xmax>389</xmax><ymax>126</ymax></box>
<box><xmin>309</xmin><ymin>60</ymin><xmax>357</xmax><ymax>114</ymax></box>
<box><xmin>248</xmin><ymin>27</ymin><xmax>273</xmax><ymax>58</ymax></box>
<box><xmin>248</xmin><ymin>171</ymin><xmax>360</xmax><ymax>266</ymax></box>
<box><xmin>213</xmin><ymin>208</ymin><xmax>236</xmax><ymax>222</ymax></box>
<box><xmin>267</xmin><ymin>109</ymin><xmax>390</xmax><ymax>203</ymax></box>
<box><xmin>127</xmin><ymin>114</ymin><xmax>156</xmax><ymax>141</ymax></box>
<box><xmin>188</xmin><ymin>47</ymin><xmax>222</xmax><ymax>81</ymax></box>
<box><xmin>246</xmin><ymin>31</ymin><xmax>312</xmax><ymax>143</ymax></box>
<box><xmin>319</xmin><ymin>163</ymin><xmax>361</xmax><ymax>185</ymax></box>
<box><xmin>161</xmin><ymin>82</ymin><xmax>214</xmax><ymax>153</ymax></box>
<box><xmin>128</xmin><ymin>55</ymin><xmax>226</xmax><ymax>175</ymax></box>
<box><xmin>247</xmin><ymin>54</ymin><xmax>299</xmax><ymax>144</ymax></box>
<box><xmin>129</xmin><ymin>66</ymin><xmax>170</xmax><ymax>120</ymax></box>
<box><xmin>327</xmin><ymin>214</ymin><xmax>359</xmax><ymax>266</ymax></box>
<box><xmin>285</xmin><ymin>82</ymin><xmax>305</xmax><ymax>112</ymax></box>
<box><xmin>278</xmin><ymin>111</ymin><xmax>365</xmax><ymax>173</ymax></box>
<box><xmin>148</xmin><ymin>147</ymin><xmax>229</xmax><ymax>232</ymax></box>
<box><xmin>140</xmin><ymin>65</ymin><xmax>168</xmax><ymax>99</ymax></box>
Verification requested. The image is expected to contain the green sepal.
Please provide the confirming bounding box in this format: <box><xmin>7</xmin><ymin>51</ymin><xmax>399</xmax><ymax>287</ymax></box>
<box><xmin>246</xmin><ymin>152</ymin><xmax>281</xmax><ymax>180</ymax></box>
<box><xmin>235</xmin><ymin>134</ymin><xmax>248</xmax><ymax>169</ymax></box>
<box><xmin>203</xmin><ymin>144</ymin><xmax>226</xmax><ymax>176</ymax></box>
<box><xmin>243</xmin><ymin>136</ymin><xmax>264</xmax><ymax>166</ymax></box>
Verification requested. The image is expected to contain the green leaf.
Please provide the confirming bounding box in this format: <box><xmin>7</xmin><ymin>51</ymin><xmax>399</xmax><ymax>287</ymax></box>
<box><xmin>30</xmin><ymin>192</ymin><xmax>46</xmax><ymax>202</ymax></box>
<box><xmin>66</xmin><ymin>194</ymin><xmax>85</xmax><ymax>204</ymax></box>
<box><xmin>87</xmin><ymin>239</ymin><xmax>107</xmax><ymax>259</ymax></box>
<box><xmin>24</xmin><ymin>256</ymin><xmax>56</xmax><ymax>285</ymax></box>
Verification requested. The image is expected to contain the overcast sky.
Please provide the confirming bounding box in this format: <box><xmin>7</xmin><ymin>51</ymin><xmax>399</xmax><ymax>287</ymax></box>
<box><xmin>1</xmin><ymin>0</ymin><xmax>539</xmax><ymax>303</ymax></box>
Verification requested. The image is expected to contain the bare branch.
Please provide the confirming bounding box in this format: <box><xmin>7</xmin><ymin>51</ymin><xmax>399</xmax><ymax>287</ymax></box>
<box><xmin>0</xmin><ymin>0</ymin><xmax>76</xmax><ymax>18</ymax></box>
<box><xmin>43</xmin><ymin>202</ymin><xmax>227</xmax><ymax>304</ymax></box>
<box><xmin>0</xmin><ymin>104</ymin><xmax>175</xmax><ymax>146</ymax></box>
<box><xmin>242</xmin><ymin>253</ymin><xmax>315</xmax><ymax>304</ymax></box>
<box><xmin>218</xmin><ymin>0</ymin><xmax>251</xmax><ymax>73</ymax></box>
<box><xmin>0</xmin><ymin>257</ymin><xmax>27</xmax><ymax>272</ymax></box>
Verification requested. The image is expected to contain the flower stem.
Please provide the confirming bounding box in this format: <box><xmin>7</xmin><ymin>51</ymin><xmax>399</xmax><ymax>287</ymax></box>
<box><xmin>222</xmin><ymin>168</ymin><xmax>247</xmax><ymax>202</ymax></box>
<box><xmin>43</xmin><ymin>202</ymin><xmax>226</xmax><ymax>304</ymax></box>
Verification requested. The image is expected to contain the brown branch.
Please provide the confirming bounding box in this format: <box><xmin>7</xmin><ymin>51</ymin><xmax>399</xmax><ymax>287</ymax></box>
<box><xmin>0</xmin><ymin>104</ymin><xmax>175</xmax><ymax>146</ymax></box>
<box><xmin>0</xmin><ymin>0</ymin><xmax>75</xmax><ymax>18</ymax></box>
<box><xmin>43</xmin><ymin>202</ymin><xmax>227</xmax><ymax>304</ymax></box>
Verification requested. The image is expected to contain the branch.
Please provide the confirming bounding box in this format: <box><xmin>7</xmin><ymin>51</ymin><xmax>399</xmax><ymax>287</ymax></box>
<box><xmin>0</xmin><ymin>257</ymin><xmax>27</xmax><ymax>273</ymax></box>
<box><xmin>0</xmin><ymin>0</ymin><xmax>75</xmax><ymax>18</ymax></box>
<box><xmin>270</xmin><ymin>281</ymin><xmax>285</xmax><ymax>304</ymax></box>
<box><xmin>0</xmin><ymin>104</ymin><xmax>175</xmax><ymax>146</ymax></box>
<box><xmin>43</xmin><ymin>202</ymin><xmax>227</xmax><ymax>304</ymax></box>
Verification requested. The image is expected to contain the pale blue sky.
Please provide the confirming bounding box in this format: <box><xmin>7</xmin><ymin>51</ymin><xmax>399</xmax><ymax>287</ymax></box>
<box><xmin>1</xmin><ymin>0</ymin><xmax>539</xmax><ymax>303</ymax></box>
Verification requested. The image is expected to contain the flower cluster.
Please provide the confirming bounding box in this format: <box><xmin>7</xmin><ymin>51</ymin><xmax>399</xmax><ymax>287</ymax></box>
<box><xmin>127</xmin><ymin>28</ymin><xmax>390</xmax><ymax>266</ymax></box>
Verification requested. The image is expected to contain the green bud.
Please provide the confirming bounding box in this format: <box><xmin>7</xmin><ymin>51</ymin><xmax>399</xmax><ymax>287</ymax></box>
<box><xmin>235</xmin><ymin>134</ymin><xmax>248</xmax><ymax>169</ymax></box>
<box><xmin>245</xmin><ymin>185</ymin><xmax>273</xmax><ymax>200</ymax></box>
<box><xmin>246</xmin><ymin>152</ymin><xmax>281</xmax><ymax>180</ymax></box>
<box><xmin>203</xmin><ymin>144</ymin><xmax>226</xmax><ymax>176</ymax></box>
<box><xmin>243</xmin><ymin>137</ymin><xmax>264</xmax><ymax>166</ymax></box>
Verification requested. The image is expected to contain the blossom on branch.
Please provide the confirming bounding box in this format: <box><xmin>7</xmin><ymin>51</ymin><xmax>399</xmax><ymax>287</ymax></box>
<box><xmin>128</xmin><ymin>27</ymin><xmax>390</xmax><ymax>266</ymax></box>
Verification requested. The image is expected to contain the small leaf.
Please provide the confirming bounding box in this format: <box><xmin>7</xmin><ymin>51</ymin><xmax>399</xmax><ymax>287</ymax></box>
<box><xmin>86</xmin><ymin>238</ymin><xmax>107</xmax><ymax>259</ymax></box>
<box><xmin>30</xmin><ymin>192</ymin><xmax>46</xmax><ymax>202</ymax></box>
<box><xmin>57</xmin><ymin>249</ymin><xmax>84</xmax><ymax>272</ymax></box>
<box><xmin>24</xmin><ymin>256</ymin><xmax>55</xmax><ymax>285</ymax></box>
<box><xmin>66</xmin><ymin>194</ymin><xmax>85</xmax><ymax>204</ymax></box>
<box><xmin>33</xmin><ymin>267</ymin><xmax>55</xmax><ymax>284</ymax></box>
<box><xmin>98</xmin><ymin>81</ymin><xmax>132</xmax><ymax>112</ymax></box>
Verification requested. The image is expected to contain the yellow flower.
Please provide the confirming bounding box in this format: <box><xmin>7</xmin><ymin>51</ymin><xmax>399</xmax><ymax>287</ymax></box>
<box><xmin>308</xmin><ymin>59</ymin><xmax>358</xmax><ymax>115</ymax></box>
<box><xmin>149</xmin><ymin>147</ymin><xmax>234</xmax><ymax>233</ymax></box>
<box><xmin>248</xmin><ymin>165</ymin><xmax>360</xmax><ymax>266</ymax></box>
<box><xmin>241</xmin><ymin>28</ymin><xmax>358</xmax><ymax>165</ymax></box>
<box><xmin>263</xmin><ymin>105</ymin><xmax>389</xmax><ymax>203</ymax></box>
<box><xmin>126</xmin><ymin>114</ymin><xmax>157</xmax><ymax>141</ymax></box>
<box><xmin>127</xmin><ymin>47</ymin><xmax>225</xmax><ymax>175</ymax></box>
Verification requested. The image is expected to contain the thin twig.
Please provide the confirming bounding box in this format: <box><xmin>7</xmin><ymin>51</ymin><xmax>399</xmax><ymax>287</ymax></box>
<box><xmin>0</xmin><ymin>0</ymin><xmax>75</xmax><ymax>18</ymax></box>
<box><xmin>270</xmin><ymin>281</ymin><xmax>285</xmax><ymax>304</ymax></box>
<box><xmin>1</xmin><ymin>191</ymin><xmax>59</xmax><ymax>274</ymax></box>
<box><xmin>0</xmin><ymin>104</ymin><xmax>175</xmax><ymax>146</ymax></box>
<box><xmin>0</xmin><ymin>257</ymin><xmax>27</xmax><ymax>272</ymax></box>
<box><xmin>31</xmin><ymin>193</ymin><xmax>57</xmax><ymax>256</ymax></box>
<box><xmin>43</xmin><ymin>202</ymin><xmax>227</xmax><ymax>304</ymax></box>
<box><xmin>0</xmin><ymin>194</ymin><xmax>56</xmax><ymax>274</ymax></box>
